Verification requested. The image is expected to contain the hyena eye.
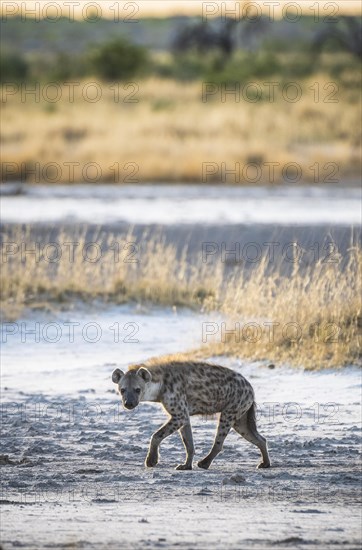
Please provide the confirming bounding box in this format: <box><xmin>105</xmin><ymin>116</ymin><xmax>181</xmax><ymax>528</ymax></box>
<box><xmin>120</xmin><ymin>388</ymin><xmax>125</xmax><ymax>394</ymax></box>
<box><xmin>135</xmin><ymin>388</ymin><xmax>141</xmax><ymax>394</ymax></box>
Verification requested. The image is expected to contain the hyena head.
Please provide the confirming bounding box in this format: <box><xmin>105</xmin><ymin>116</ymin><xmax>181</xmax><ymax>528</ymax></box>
<box><xmin>112</xmin><ymin>366</ymin><xmax>152</xmax><ymax>410</ymax></box>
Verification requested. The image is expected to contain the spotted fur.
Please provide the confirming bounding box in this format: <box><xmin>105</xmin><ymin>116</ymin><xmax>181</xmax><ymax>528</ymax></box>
<box><xmin>112</xmin><ymin>361</ymin><xmax>270</xmax><ymax>470</ymax></box>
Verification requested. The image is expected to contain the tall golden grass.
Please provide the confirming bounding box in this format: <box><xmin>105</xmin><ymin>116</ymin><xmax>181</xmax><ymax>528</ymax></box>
<box><xmin>206</xmin><ymin>247</ymin><xmax>361</xmax><ymax>369</ymax></box>
<box><xmin>1</xmin><ymin>71</ymin><xmax>361</xmax><ymax>184</ymax></box>
<box><xmin>0</xmin><ymin>227</ymin><xmax>222</xmax><ymax>318</ymax></box>
<box><xmin>1</xmin><ymin>227</ymin><xmax>360</xmax><ymax>368</ymax></box>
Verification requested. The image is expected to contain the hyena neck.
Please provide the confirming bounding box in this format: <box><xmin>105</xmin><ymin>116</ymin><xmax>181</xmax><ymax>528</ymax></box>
<box><xmin>142</xmin><ymin>381</ymin><xmax>162</xmax><ymax>402</ymax></box>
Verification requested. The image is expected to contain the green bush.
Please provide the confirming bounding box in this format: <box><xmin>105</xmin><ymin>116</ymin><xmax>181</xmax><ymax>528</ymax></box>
<box><xmin>49</xmin><ymin>53</ymin><xmax>87</xmax><ymax>82</ymax></box>
<box><xmin>89</xmin><ymin>38</ymin><xmax>148</xmax><ymax>81</ymax></box>
<box><xmin>0</xmin><ymin>52</ymin><xmax>29</xmax><ymax>83</ymax></box>
<box><xmin>204</xmin><ymin>51</ymin><xmax>282</xmax><ymax>85</ymax></box>
<box><xmin>170</xmin><ymin>55</ymin><xmax>210</xmax><ymax>81</ymax></box>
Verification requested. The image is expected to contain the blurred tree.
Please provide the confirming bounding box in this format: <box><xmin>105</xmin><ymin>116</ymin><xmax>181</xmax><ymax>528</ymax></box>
<box><xmin>172</xmin><ymin>19</ymin><xmax>239</xmax><ymax>59</ymax></box>
<box><xmin>313</xmin><ymin>17</ymin><xmax>362</xmax><ymax>59</ymax></box>
<box><xmin>172</xmin><ymin>8</ymin><xmax>271</xmax><ymax>60</ymax></box>
<box><xmin>238</xmin><ymin>17</ymin><xmax>271</xmax><ymax>51</ymax></box>
<box><xmin>89</xmin><ymin>38</ymin><xmax>148</xmax><ymax>81</ymax></box>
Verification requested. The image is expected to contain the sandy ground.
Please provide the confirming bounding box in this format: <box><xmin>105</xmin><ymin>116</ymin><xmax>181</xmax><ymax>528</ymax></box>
<box><xmin>1</xmin><ymin>306</ymin><xmax>361</xmax><ymax>549</ymax></box>
<box><xmin>1</xmin><ymin>185</ymin><xmax>361</xmax><ymax>549</ymax></box>
<box><xmin>1</xmin><ymin>184</ymin><xmax>360</xmax><ymax>225</ymax></box>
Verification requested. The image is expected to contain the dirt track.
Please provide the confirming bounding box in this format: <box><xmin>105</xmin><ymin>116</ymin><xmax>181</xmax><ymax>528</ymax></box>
<box><xmin>1</xmin><ymin>357</ymin><xmax>361</xmax><ymax>550</ymax></box>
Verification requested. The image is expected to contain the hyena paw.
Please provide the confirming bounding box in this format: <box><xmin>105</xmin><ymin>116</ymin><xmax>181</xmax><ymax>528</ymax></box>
<box><xmin>145</xmin><ymin>452</ymin><xmax>159</xmax><ymax>467</ymax></box>
<box><xmin>175</xmin><ymin>463</ymin><xmax>192</xmax><ymax>471</ymax></box>
<box><xmin>197</xmin><ymin>459</ymin><xmax>211</xmax><ymax>470</ymax></box>
<box><xmin>257</xmin><ymin>460</ymin><xmax>271</xmax><ymax>469</ymax></box>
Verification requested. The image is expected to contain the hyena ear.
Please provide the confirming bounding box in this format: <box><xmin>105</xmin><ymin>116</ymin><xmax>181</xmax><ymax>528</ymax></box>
<box><xmin>137</xmin><ymin>367</ymin><xmax>152</xmax><ymax>383</ymax></box>
<box><xmin>112</xmin><ymin>369</ymin><xmax>124</xmax><ymax>383</ymax></box>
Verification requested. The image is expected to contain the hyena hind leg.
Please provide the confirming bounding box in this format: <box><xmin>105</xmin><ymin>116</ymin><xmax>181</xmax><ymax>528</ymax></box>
<box><xmin>176</xmin><ymin>422</ymin><xmax>195</xmax><ymax>470</ymax></box>
<box><xmin>234</xmin><ymin>403</ymin><xmax>271</xmax><ymax>469</ymax></box>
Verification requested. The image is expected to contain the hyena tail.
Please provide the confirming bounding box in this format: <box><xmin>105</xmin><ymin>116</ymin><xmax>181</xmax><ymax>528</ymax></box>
<box><xmin>246</xmin><ymin>402</ymin><xmax>258</xmax><ymax>436</ymax></box>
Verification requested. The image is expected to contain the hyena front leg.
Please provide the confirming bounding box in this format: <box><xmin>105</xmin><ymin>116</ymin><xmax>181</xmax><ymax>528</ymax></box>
<box><xmin>176</xmin><ymin>422</ymin><xmax>195</xmax><ymax>470</ymax></box>
<box><xmin>146</xmin><ymin>416</ymin><xmax>186</xmax><ymax>467</ymax></box>
<box><xmin>198</xmin><ymin>412</ymin><xmax>233</xmax><ymax>470</ymax></box>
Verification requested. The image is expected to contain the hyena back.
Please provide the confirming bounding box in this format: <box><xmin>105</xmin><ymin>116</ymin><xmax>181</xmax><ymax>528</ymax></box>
<box><xmin>112</xmin><ymin>361</ymin><xmax>270</xmax><ymax>470</ymax></box>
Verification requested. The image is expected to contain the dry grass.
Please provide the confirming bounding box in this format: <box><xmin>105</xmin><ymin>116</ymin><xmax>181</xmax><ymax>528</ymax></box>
<box><xmin>1</xmin><ymin>226</ymin><xmax>360</xmax><ymax>369</ymax></box>
<box><xmin>204</xmin><ymin>247</ymin><xmax>361</xmax><ymax>369</ymax></box>
<box><xmin>0</xmin><ymin>227</ymin><xmax>222</xmax><ymax>319</ymax></box>
<box><xmin>1</xmin><ymin>73</ymin><xmax>361</xmax><ymax>184</ymax></box>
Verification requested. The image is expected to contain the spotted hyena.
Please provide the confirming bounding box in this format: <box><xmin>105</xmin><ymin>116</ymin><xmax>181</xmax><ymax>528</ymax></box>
<box><xmin>112</xmin><ymin>361</ymin><xmax>270</xmax><ymax>470</ymax></box>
